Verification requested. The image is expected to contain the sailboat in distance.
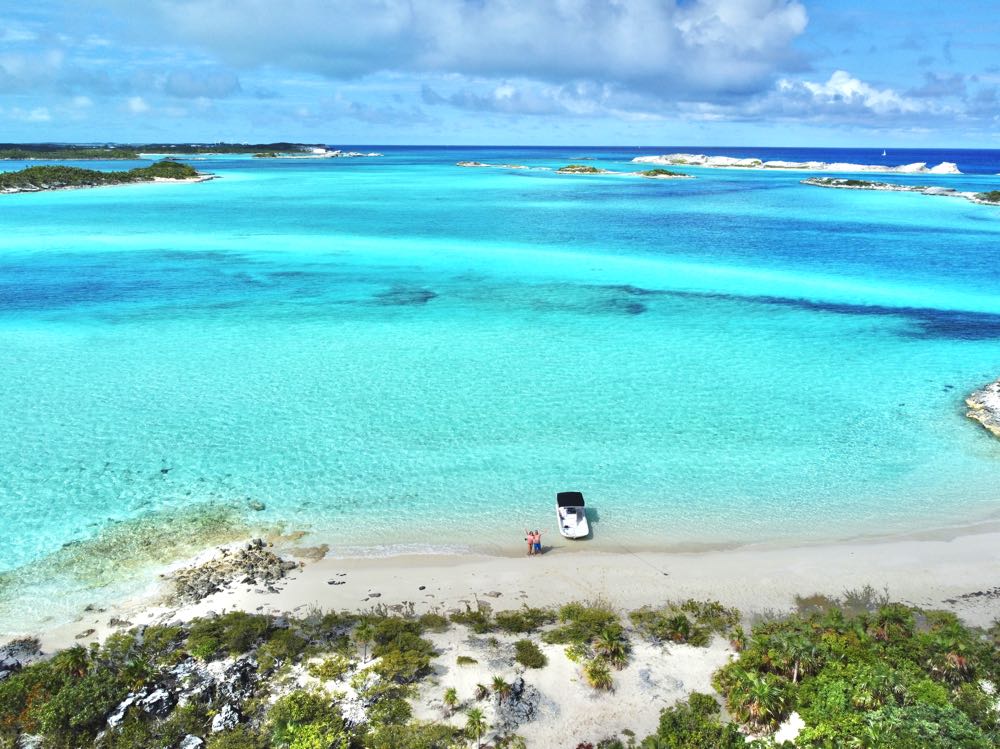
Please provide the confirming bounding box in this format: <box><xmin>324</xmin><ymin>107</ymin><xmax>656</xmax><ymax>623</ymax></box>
<box><xmin>882</xmin><ymin>149</ymin><xmax>887</xmax><ymax>156</ymax></box>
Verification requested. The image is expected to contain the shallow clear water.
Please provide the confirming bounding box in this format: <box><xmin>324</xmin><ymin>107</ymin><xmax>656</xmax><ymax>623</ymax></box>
<box><xmin>2</xmin><ymin>147</ymin><xmax>1000</xmax><ymax>632</ymax></box>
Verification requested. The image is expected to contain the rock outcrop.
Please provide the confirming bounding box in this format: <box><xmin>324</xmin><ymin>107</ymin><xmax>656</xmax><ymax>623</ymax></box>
<box><xmin>166</xmin><ymin>539</ymin><xmax>299</xmax><ymax>605</ymax></box>
<box><xmin>966</xmin><ymin>379</ymin><xmax>1000</xmax><ymax>438</ymax></box>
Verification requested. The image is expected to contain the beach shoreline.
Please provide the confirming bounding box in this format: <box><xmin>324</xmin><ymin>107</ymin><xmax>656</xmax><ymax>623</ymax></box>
<box><xmin>25</xmin><ymin>526</ymin><xmax>1000</xmax><ymax>653</ymax></box>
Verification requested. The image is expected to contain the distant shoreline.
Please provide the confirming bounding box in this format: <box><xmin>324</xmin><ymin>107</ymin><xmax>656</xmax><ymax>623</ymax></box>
<box><xmin>0</xmin><ymin>173</ymin><xmax>215</xmax><ymax>195</ymax></box>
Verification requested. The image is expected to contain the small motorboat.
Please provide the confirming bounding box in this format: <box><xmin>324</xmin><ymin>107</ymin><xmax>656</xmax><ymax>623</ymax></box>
<box><xmin>556</xmin><ymin>491</ymin><xmax>590</xmax><ymax>539</ymax></box>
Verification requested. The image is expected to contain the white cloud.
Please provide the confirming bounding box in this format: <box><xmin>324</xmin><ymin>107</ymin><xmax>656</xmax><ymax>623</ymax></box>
<box><xmin>102</xmin><ymin>0</ymin><xmax>809</xmax><ymax>101</ymax></box>
<box><xmin>126</xmin><ymin>95</ymin><xmax>149</xmax><ymax>113</ymax></box>
<box><xmin>783</xmin><ymin>70</ymin><xmax>922</xmax><ymax>114</ymax></box>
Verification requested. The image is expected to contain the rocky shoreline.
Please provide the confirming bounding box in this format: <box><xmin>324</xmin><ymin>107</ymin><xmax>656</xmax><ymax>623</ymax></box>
<box><xmin>0</xmin><ymin>173</ymin><xmax>215</xmax><ymax>195</ymax></box>
<box><xmin>802</xmin><ymin>177</ymin><xmax>1000</xmax><ymax>207</ymax></box>
<box><xmin>165</xmin><ymin>539</ymin><xmax>301</xmax><ymax>606</ymax></box>
<box><xmin>966</xmin><ymin>378</ymin><xmax>1000</xmax><ymax>438</ymax></box>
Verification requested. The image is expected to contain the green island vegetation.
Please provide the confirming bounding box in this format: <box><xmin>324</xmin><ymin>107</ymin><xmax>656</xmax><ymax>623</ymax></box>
<box><xmin>975</xmin><ymin>190</ymin><xmax>1000</xmax><ymax>204</ymax></box>
<box><xmin>0</xmin><ymin>589</ymin><xmax>996</xmax><ymax>748</ymax></box>
<box><xmin>639</xmin><ymin>168</ymin><xmax>687</xmax><ymax>178</ymax></box>
<box><xmin>0</xmin><ymin>147</ymin><xmax>141</xmax><ymax>160</ymax></box>
<box><xmin>806</xmin><ymin>177</ymin><xmax>882</xmax><ymax>188</ymax></box>
<box><xmin>0</xmin><ymin>160</ymin><xmax>201</xmax><ymax>194</ymax></box>
<box><xmin>0</xmin><ymin>143</ymin><xmax>319</xmax><ymax>160</ymax></box>
<box><xmin>556</xmin><ymin>164</ymin><xmax>605</xmax><ymax>174</ymax></box>
<box><xmin>134</xmin><ymin>143</ymin><xmax>317</xmax><ymax>155</ymax></box>
<box><xmin>253</xmin><ymin>152</ymin><xmax>281</xmax><ymax>158</ymax></box>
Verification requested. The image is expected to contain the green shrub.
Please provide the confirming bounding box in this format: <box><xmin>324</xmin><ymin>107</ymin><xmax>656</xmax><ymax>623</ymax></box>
<box><xmin>513</xmin><ymin>640</ymin><xmax>547</xmax><ymax>669</ymax></box>
<box><xmin>450</xmin><ymin>603</ymin><xmax>494</xmax><ymax>634</ymax></box>
<box><xmin>630</xmin><ymin>600</ymin><xmax>739</xmax><ymax>647</ymax></box>
<box><xmin>307</xmin><ymin>654</ymin><xmax>352</xmax><ymax>681</ymax></box>
<box><xmin>542</xmin><ymin>601</ymin><xmax>620</xmax><ymax>645</ymax></box>
<box><xmin>495</xmin><ymin>607</ymin><xmax>556</xmax><ymax>634</ymax></box>
<box><xmin>187</xmin><ymin>612</ymin><xmax>270</xmax><ymax>659</ymax></box>
<box><xmin>644</xmin><ymin>692</ymin><xmax>745</xmax><ymax>748</ymax></box>
<box><xmin>258</xmin><ymin>628</ymin><xmax>308</xmax><ymax>671</ymax></box>
<box><xmin>364</xmin><ymin>720</ymin><xmax>460</xmax><ymax>749</ymax></box>
<box><xmin>456</xmin><ymin>655</ymin><xmax>478</xmax><ymax>666</ymax></box>
<box><xmin>268</xmin><ymin>690</ymin><xmax>349</xmax><ymax>749</ymax></box>
<box><xmin>206</xmin><ymin>724</ymin><xmax>270</xmax><ymax>748</ymax></box>
<box><xmin>417</xmin><ymin>613</ymin><xmax>450</xmax><ymax>632</ymax></box>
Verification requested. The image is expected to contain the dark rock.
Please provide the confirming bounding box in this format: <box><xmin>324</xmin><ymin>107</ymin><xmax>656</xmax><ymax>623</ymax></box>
<box><xmin>75</xmin><ymin>629</ymin><xmax>96</xmax><ymax>640</ymax></box>
<box><xmin>138</xmin><ymin>687</ymin><xmax>175</xmax><ymax>718</ymax></box>
<box><xmin>0</xmin><ymin>637</ymin><xmax>42</xmax><ymax>683</ymax></box>
<box><xmin>247</xmin><ymin>500</ymin><xmax>266</xmax><ymax>511</ymax></box>
<box><xmin>493</xmin><ymin>676</ymin><xmax>543</xmax><ymax>733</ymax></box>
<box><xmin>107</xmin><ymin>691</ymin><xmax>146</xmax><ymax>729</ymax></box>
<box><xmin>211</xmin><ymin>703</ymin><xmax>241</xmax><ymax>733</ymax></box>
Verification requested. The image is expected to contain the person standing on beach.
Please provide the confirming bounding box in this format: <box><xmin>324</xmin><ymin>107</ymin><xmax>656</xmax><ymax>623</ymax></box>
<box><xmin>533</xmin><ymin>529</ymin><xmax>543</xmax><ymax>556</ymax></box>
<box><xmin>524</xmin><ymin>528</ymin><xmax>535</xmax><ymax>556</ymax></box>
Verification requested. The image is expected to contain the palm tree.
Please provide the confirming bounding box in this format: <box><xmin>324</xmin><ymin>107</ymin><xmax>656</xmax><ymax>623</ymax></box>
<box><xmin>491</xmin><ymin>675</ymin><xmax>512</xmax><ymax>704</ymax></box>
<box><xmin>728</xmin><ymin>627</ymin><xmax>747</xmax><ymax>653</ymax></box>
<box><xmin>727</xmin><ymin>672</ymin><xmax>789</xmax><ymax>731</ymax></box>
<box><xmin>593</xmin><ymin>628</ymin><xmax>629</xmax><ymax>670</ymax></box>
<box><xmin>51</xmin><ymin>645</ymin><xmax>89</xmax><ymax>679</ymax></box>
<box><xmin>353</xmin><ymin>621</ymin><xmax>374</xmax><ymax>662</ymax></box>
<box><xmin>465</xmin><ymin>707</ymin><xmax>488</xmax><ymax>749</ymax></box>
<box><xmin>443</xmin><ymin>687</ymin><xmax>459</xmax><ymax>715</ymax></box>
<box><xmin>584</xmin><ymin>658</ymin><xmax>613</xmax><ymax>690</ymax></box>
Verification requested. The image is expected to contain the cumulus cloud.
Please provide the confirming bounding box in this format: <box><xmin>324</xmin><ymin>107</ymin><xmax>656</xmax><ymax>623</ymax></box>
<box><xmin>776</xmin><ymin>70</ymin><xmax>923</xmax><ymax>116</ymax></box>
<box><xmin>102</xmin><ymin>0</ymin><xmax>809</xmax><ymax>101</ymax></box>
<box><xmin>126</xmin><ymin>95</ymin><xmax>149</xmax><ymax>113</ymax></box>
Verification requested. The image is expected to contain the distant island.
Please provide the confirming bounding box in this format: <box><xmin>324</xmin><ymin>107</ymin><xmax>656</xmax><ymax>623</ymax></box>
<box><xmin>802</xmin><ymin>176</ymin><xmax>1000</xmax><ymax>207</ymax></box>
<box><xmin>633</xmin><ymin>153</ymin><xmax>962</xmax><ymax>175</ymax></box>
<box><xmin>638</xmin><ymin>168</ymin><xmax>690</xmax><ymax>179</ymax></box>
<box><xmin>556</xmin><ymin>164</ymin><xmax>609</xmax><ymax>174</ymax></box>
<box><xmin>0</xmin><ymin>160</ymin><xmax>212</xmax><ymax>194</ymax></box>
<box><xmin>0</xmin><ymin>143</ymin><xmax>384</xmax><ymax>160</ymax></box>
<box><xmin>0</xmin><ymin>146</ymin><xmax>141</xmax><ymax>160</ymax></box>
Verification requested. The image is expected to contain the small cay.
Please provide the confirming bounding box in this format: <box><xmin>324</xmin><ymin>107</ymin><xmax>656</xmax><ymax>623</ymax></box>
<box><xmin>802</xmin><ymin>177</ymin><xmax>1000</xmax><ymax>208</ymax></box>
<box><xmin>966</xmin><ymin>378</ymin><xmax>1000</xmax><ymax>438</ymax></box>
<box><xmin>0</xmin><ymin>160</ymin><xmax>212</xmax><ymax>194</ymax></box>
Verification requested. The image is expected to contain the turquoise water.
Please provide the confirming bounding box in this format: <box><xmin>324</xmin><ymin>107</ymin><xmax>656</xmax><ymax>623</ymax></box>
<box><xmin>2</xmin><ymin>147</ymin><xmax>1000</xmax><ymax>632</ymax></box>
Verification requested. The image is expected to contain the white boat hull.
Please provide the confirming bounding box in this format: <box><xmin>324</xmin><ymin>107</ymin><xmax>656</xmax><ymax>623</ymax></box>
<box><xmin>557</xmin><ymin>506</ymin><xmax>590</xmax><ymax>539</ymax></box>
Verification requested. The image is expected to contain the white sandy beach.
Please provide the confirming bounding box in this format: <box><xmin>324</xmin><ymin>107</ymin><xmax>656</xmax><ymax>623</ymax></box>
<box><xmin>38</xmin><ymin>528</ymin><xmax>1000</xmax><ymax>653</ymax></box>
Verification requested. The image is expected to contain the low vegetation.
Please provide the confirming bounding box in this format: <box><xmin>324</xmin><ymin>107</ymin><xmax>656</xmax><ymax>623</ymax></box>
<box><xmin>975</xmin><ymin>190</ymin><xmax>1000</xmax><ymax>204</ymax></box>
<box><xmin>629</xmin><ymin>599</ymin><xmax>740</xmax><ymax>647</ymax></box>
<box><xmin>0</xmin><ymin>592</ymin><xmax>995</xmax><ymax>748</ymax></box>
<box><xmin>0</xmin><ymin>147</ymin><xmax>140</xmax><ymax>160</ymax></box>
<box><xmin>556</xmin><ymin>164</ymin><xmax>605</xmax><ymax>174</ymax></box>
<box><xmin>639</xmin><ymin>168</ymin><xmax>686</xmax><ymax>178</ymax></box>
<box><xmin>513</xmin><ymin>640</ymin><xmax>547</xmax><ymax>669</ymax></box>
<box><xmin>0</xmin><ymin>160</ymin><xmax>200</xmax><ymax>193</ymax></box>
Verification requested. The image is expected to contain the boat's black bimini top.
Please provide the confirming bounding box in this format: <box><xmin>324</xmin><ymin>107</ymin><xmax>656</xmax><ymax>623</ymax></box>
<box><xmin>556</xmin><ymin>491</ymin><xmax>585</xmax><ymax>508</ymax></box>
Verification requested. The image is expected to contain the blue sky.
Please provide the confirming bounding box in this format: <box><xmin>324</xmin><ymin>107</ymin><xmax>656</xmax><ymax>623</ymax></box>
<box><xmin>1</xmin><ymin>0</ymin><xmax>998</xmax><ymax>146</ymax></box>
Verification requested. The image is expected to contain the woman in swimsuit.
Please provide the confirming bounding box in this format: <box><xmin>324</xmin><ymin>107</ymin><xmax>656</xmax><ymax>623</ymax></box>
<box><xmin>524</xmin><ymin>528</ymin><xmax>535</xmax><ymax>556</ymax></box>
